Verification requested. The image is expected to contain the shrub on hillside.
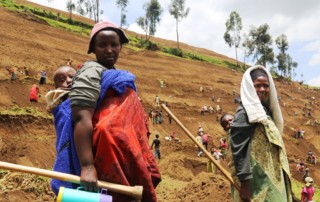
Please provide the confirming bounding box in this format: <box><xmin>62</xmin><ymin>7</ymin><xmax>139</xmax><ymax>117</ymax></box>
<box><xmin>135</xmin><ymin>37</ymin><xmax>159</xmax><ymax>51</ymax></box>
<box><xmin>162</xmin><ymin>47</ymin><xmax>183</xmax><ymax>57</ymax></box>
<box><xmin>184</xmin><ymin>52</ymin><xmax>205</xmax><ymax>61</ymax></box>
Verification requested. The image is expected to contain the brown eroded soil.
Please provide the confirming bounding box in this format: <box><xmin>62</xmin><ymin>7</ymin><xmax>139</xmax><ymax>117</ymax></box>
<box><xmin>0</xmin><ymin>2</ymin><xmax>319</xmax><ymax>201</ymax></box>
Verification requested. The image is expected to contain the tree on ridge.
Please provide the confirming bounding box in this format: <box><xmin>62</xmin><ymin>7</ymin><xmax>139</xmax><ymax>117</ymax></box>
<box><xmin>66</xmin><ymin>0</ymin><xmax>76</xmax><ymax>21</ymax></box>
<box><xmin>224</xmin><ymin>11</ymin><xmax>242</xmax><ymax>67</ymax></box>
<box><xmin>275</xmin><ymin>34</ymin><xmax>298</xmax><ymax>79</ymax></box>
<box><xmin>116</xmin><ymin>0</ymin><xmax>129</xmax><ymax>28</ymax></box>
<box><xmin>137</xmin><ymin>0</ymin><xmax>163</xmax><ymax>41</ymax></box>
<box><xmin>169</xmin><ymin>0</ymin><xmax>190</xmax><ymax>49</ymax></box>
<box><xmin>244</xmin><ymin>24</ymin><xmax>274</xmax><ymax>68</ymax></box>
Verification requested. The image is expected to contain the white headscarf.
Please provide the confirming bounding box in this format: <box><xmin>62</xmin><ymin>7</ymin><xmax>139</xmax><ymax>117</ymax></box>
<box><xmin>240</xmin><ymin>65</ymin><xmax>284</xmax><ymax>132</ymax></box>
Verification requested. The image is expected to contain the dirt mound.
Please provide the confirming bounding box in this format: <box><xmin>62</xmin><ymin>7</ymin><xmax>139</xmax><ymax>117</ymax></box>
<box><xmin>0</xmin><ymin>114</ymin><xmax>55</xmax><ymax>167</ymax></box>
<box><xmin>0</xmin><ymin>172</ymin><xmax>54</xmax><ymax>202</ymax></box>
<box><xmin>0</xmin><ymin>114</ymin><xmax>55</xmax><ymax>201</ymax></box>
<box><xmin>0</xmin><ymin>1</ymin><xmax>320</xmax><ymax>201</ymax></box>
<box><xmin>156</xmin><ymin>145</ymin><xmax>232</xmax><ymax>202</ymax></box>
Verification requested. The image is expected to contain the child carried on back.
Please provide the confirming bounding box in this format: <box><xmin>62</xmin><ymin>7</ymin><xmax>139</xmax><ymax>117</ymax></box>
<box><xmin>45</xmin><ymin>66</ymin><xmax>79</xmax><ymax>194</ymax></box>
<box><xmin>48</xmin><ymin>21</ymin><xmax>161</xmax><ymax>202</ymax></box>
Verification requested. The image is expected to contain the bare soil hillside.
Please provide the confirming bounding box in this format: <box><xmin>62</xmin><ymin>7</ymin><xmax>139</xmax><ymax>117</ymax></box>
<box><xmin>0</xmin><ymin>2</ymin><xmax>319</xmax><ymax>201</ymax></box>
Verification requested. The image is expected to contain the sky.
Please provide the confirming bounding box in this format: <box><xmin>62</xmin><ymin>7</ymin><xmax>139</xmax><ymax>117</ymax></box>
<box><xmin>29</xmin><ymin>0</ymin><xmax>320</xmax><ymax>86</ymax></box>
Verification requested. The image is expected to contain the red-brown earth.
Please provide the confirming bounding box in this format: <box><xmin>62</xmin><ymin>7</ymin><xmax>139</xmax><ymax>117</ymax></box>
<box><xmin>0</xmin><ymin>1</ymin><xmax>319</xmax><ymax>201</ymax></box>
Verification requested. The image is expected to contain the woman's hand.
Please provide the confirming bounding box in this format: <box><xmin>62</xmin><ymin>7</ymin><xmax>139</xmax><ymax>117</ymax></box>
<box><xmin>72</xmin><ymin>107</ymin><xmax>97</xmax><ymax>192</ymax></box>
<box><xmin>80</xmin><ymin>164</ymin><xmax>98</xmax><ymax>192</ymax></box>
<box><xmin>240</xmin><ymin>180</ymin><xmax>251</xmax><ymax>202</ymax></box>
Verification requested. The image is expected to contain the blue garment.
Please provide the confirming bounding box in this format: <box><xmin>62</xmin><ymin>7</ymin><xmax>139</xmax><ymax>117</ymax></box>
<box><xmin>51</xmin><ymin>99</ymin><xmax>80</xmax><ymax>194</ymax></box>
<box><xmin>50</xmin><ymin>69</ymin><xmax>136</xmax><ymax>195</ymax></box>
<box><xmin>154</xmin><ymin>148</ymin><xmax>161</xmax><ymax>159</ymax></box>
<box><xmin>96</xmin><ymin>69</ymin><xmax>136</xmax><ymax>108</ymax></box>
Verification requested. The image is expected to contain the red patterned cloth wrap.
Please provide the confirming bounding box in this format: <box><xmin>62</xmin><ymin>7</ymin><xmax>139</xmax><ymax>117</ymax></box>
<box><xmin>92</xmin><ymin>88</ymin><xmax>161</xmax><ymax>202</ymax></box>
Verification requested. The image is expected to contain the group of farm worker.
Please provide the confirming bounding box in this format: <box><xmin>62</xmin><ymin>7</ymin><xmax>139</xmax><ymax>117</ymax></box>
<box><xmin>44</xmin><ymin>20</ymin><xmax>310</xmax><ymax>202</ymax></box>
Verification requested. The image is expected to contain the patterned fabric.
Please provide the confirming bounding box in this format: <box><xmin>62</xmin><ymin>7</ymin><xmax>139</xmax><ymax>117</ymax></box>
<box><xmin>50</xmin><ymin>69</ymin><xmax>160</xmax><ymax>201</ymax></box>
<box><xmin>229</xmin><ymin>117</ymin><xmax>292</xmax><ymax>202</ymax></box>
<box><xmin>92</xmin><ymin>88</ymin><xmax>161</xmax><ymax>202</ymax></box>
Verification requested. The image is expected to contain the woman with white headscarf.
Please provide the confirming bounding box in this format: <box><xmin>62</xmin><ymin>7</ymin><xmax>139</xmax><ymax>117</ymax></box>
<box><xmin>229</xmin><ymin>65</ymin><xmax>295</xmax><ymax>202</ymax></box>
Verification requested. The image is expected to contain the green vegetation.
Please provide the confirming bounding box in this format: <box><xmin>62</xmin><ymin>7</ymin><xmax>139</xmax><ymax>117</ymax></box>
<box><xmin>37</xmin><ymin>16</ymin><xmax>91</xmax><ymax>36</ymax></box>
<box><xmin>0</xmin><ymin>0</ymin><xmax>15</xmax><ymax>8</ymax></box>
<box><xmin>162</xmin><ymin>47</ymin><xmax>183</xmax><ymax>57</ymax></box>
<box><xmin>0</xmin><ymin>105</ymin><xmax>52</xmax><ymax>119</ymax></box>
<box><xmin>1</xmin><ymin>0</ymin><xmax>239</xmax><ymax>71</ymax></box>
<box><xmin>168</xmin><ymin>0</ymin><xmax>190</xmax><ymax>49</ymax></box>
<box><xmin>161</xmin><ymin>46</ymin><xmax>238</xmax><ymax>69</ymax></box>
<box><xmin>224</xmin><ymin>11</ymin><xmax>242</xmax><ymax>67</ymax></box>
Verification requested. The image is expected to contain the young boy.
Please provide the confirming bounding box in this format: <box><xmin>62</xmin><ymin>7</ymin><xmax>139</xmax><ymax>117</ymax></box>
<box><xmin>46</xmin><ymin>66</ymin><xmax>76</xmax><ymax>111</ymax></box>
<box><xmin>69</xmin><ymin>21</ymin><xmax>160</xmax><ymax>201</ymax></box>
<box><xmin>151</xmin><ymin>134</ymin><xmax>161</xmax><ymax>160</ymax></box>
<box><xmin>45</xmin><ymin>66</ymin><xmax>78</xmax><ymax>195</ymax></box>
<box><xmin>301</xmin><ymin>177</ymin><xmax>315</xmax><ymax>202</ymax></box>
<box><xmin>220</xmin><ymin>113</ymin><xmax>234</xmax><ymax>132</ymax></box>
<box><xmin>219</xmin><ymin>113</ymin><xmax>234</xmax><ymax>163</ymax></box>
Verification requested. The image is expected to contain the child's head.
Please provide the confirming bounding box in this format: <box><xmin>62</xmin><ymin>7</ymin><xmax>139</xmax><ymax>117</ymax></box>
<box><xmin>220</xmin><ymin>113</ymin><xmax>234</xmax><ymax>131</ymax></box>
<box><xmin>53</xmin><ymin>66</ymin><xmax>76</xmax><ymax>89</ymax></box>
<box><xmin>155</xmin><ymin>134</ymin><xmax>159</xmax><ymax>139</ymax></box>
<box><xmin>88</xmin><ymin>21</ymin><xmax>129</xmax><ymax>68</ymax></box>
<box><xmin>305</xmin><ymin>177</ymin><xmax>314</xmax><ymax>187</ymax></box>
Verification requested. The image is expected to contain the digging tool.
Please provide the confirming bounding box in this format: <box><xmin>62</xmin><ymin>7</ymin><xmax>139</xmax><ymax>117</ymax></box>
<box><xmin>161</xmin><ymin>103</ymin><xmax>241</xmax><ymax>191</ymax></box>
<box><xmin>0</xmin><ymin>161</ymin><xmax>143</xmax><ymax>200</ymax></box>
<box><xmin>161</xmin><ymin>104</ymin><xmax>301</xmax><ymax>202</ymax></box>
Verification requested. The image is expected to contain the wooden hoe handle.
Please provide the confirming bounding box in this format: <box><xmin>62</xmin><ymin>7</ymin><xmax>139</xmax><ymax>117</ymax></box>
<box><xmin>0</xmin><ymin>161</ymin><xmax>143</xmax><ymax>200</ymax></box>
<box><xmin>161</xmin><ymin>104</ymin><xmax>241</xmax><ymax>191</ymax></box>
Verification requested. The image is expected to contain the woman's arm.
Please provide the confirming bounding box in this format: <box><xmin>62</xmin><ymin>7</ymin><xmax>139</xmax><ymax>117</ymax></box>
<box><xmin>72</xmin><ymin>106</ymin><xmax>98</xmax><ymax>192</ymax></box>
<box><xmin>230</xmin><ymin>106</ymin><xmax>256</xmax><ymax>201</ymax></box>
<box><xmin>230</xmin><ymin>126</ymin><xmax>254</xmax><ymax>202</ymax></box>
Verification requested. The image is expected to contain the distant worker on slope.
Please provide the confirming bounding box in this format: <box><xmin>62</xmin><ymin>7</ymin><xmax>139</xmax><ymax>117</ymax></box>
<box><xmin>29</xmin><ymin>84</ymin><xmax>40</xmax><ymax>103</ymax></box>
<box><xmin>151</xmin><ymin>134</ymin><xmax>161</xmax><ymax>160</ymax></box>
<box><xmin>301</xmin><ymin>177</ymin><xmax>315</xmax><ymax>202</ymax></box>
<box><xmin>155</xmin><ymin>95</ymin><xmax>160</xmax><ymax>108</ymax></box>
<box><xmin>39</xmin><ymin>70</ymin><xmax>47</xmax><ymax>84</ymax></box>
<box><xmin>6</xmin><ymin>67</ymin><xmax>16</xmax><ymax>81</ymax></box>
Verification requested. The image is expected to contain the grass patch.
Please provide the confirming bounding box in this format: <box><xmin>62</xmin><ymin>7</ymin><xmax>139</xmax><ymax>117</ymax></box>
<box><xmin>1</xmin><ymin>0</ymin><xmax>92</xmax><ymax>36</ymax></box>
<box><xmin>0</xmin><ymin>0</ymin><xmax>16</xmax><ymax>9</ymax></box>
<box><xmin>126</xmin><ymin>44</ymin><xmax>144</xmax><ymax>52</ymax></box>
<box><xmin>0</xmin><ymin>105</ymin><xmax>52</xmax><ymax>119</ymax></box>
<box><xmin>37</xmin><ymin>15</ymin><xmax>91</xmax><ymax>36</ymax></box>
<box><xmin>158</xmin><ymin>51</ymin><xmax>185</xmax><ymax>59</ymax></box>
